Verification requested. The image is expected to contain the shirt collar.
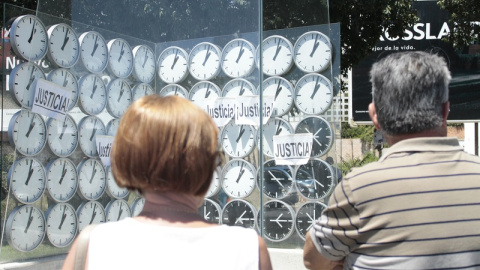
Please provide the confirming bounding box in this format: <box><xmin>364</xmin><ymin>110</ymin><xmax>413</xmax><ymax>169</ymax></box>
<box><xmin>379</xmin><ymin>137</ymin><xmax>462</xmax><ymax>162</ymax></box>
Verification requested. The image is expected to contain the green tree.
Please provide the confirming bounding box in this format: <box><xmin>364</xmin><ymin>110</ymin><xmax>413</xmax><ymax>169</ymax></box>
<box><xmin>437</xmin><ymin>0</ymin><xmax>480</xmax><ymax>48</ymax></box>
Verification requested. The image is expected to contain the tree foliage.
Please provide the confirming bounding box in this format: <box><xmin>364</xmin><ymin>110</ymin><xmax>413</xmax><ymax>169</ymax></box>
<box><xmin>437</xmin><ymin>0</ymin><xmax>480</xmax><ymax>49</ymax></box>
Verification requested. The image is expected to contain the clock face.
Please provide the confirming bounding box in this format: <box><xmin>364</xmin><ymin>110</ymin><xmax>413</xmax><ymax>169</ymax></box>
<box><xmin>46</xmin><ymin>114</ymin><xmax>79</xmax><ymax>158</ymax></box>
<box><xmin>221</xmin><ymin>159</ymin><xmax>256</xmax><ymax>199</ymax></box>
<box><xmin>107</xmin><ymin>38</ymin><xmax>134</xmax><ymax>78</ymax></box>
<box><xmin>106</xmin><ymin>199</ymin><xmax>132</xmax><ymax>222</ymax></box>
<box><xmin>9</xmin><ymin>61</ymin><xmax>46</xmax><ymax>109</ymax></box>
<box><xmin>9</xmin><ymin>15</ymin><xmax>48</xmax><ymax>62</ymax></box>
<box><xmin>77</xmin><ymin>201</ymin><xmax>106</xmax><ymax>232</ymax></box>
<box><xmin>294</xmin><ymin>73</ymin><xmax>333</xmax><ymax>115</ymax></box>
<box><xmin>262</xmin><ymin>76</ymin><xmax>294</xmax><ymax>117</ymax></box>
<box><xmin>45</xmin><ymin>203</ymin><xmax>78</xmax><ymax>248</ymax></box>
<box><xmin>7</xmin><ymin>157</ymin><xmax>46</xmax><ymax>204</ymax></box>
<box><xmin>47</xmin><ymin>68</ymin><xmax>79</xmax><ymax>111</ymax></box>
<box><xmin>106</xmin><ymin>119</ymin><xmax>121</xmax><ymax>136</ymax></box>
<box><xmin>220</xmin><ymin>120</ymin><xmax>256</xmax><ymax>158</ymax></box>
<box><xmin>77</xmin><ymin>158</ymin><xmax>107</xmax><ymax>201</ymax></box>
<box><xmin>188</xmin><ymin>42</ymin><xmax>222</xmax><ymax>81</ymax></box>
<box><xmin>158</xmin><ymin>46</ymin><xmax>189</xmax><ymax>84</ymax></box>
<box><xmin>221</xmin><ymin>38</ymin><xmax>256</xmax><ymax>78</ymax></box>
<box><xmin>293</xmin><ymin>31</ymin><xmax>332</xmax><ymax>73</ymax></box>
<box><xmin>222</xmin><ymin>199</ymin><xmax>256</xmax><ymax>229</ymax></box>
<box><xmin>8</xmin><ymin>110</ymin><xmax>47</xmax><ymax>156</ymax></box>
<box><xmin>295</xmin><ymin>201</ymin><xmax>327</xmax><ymax>240</ymax></box>
<box><xmin>107</xmin><ymin>78</ymin><xmax>132</xmax><ymax>119</ymax></box>
<box><xmin>257</xmin><ymin>35</ymin><xmax>294</xmax><ymax>76</ymax></box>
<box><xmin>295</xmin><ymin>159</ymin><xmax>335</xmax><ymax>200</ymax></box>
<box><xmin>257</xmin><ymin>159</ymin><xmax>294</xmax><ymax>199</ymax></box>
<box><xmin>259</xmin><ymin>200</ymin><xmax>296</xmax><ymax>242</ymax></box>
<box><xmin>78</xmin><ymin>31</ymin><xmax>108</xmax><ymax>74</ymax></box>
<box><xmin>159</xmin><ymin>84</ymin><xmax>189</xmax><ymax>99</ymax></box>
<box><xmin>222</xmin><ymin>78</ymin><xmax>256</xmax><ymax>97</ymax></box>
<box><xmin>198</xmin><ymin>198</ymin><xmax>222</xmax><ymax>224</ymax></box>
<box><xmin>78</xmin><ymin>115</ymin><xmax>106</xmax><ymax>157</ymax></box>
<box><xmin>45</xmin><ymin>157</ymin><xmax>78</xmax><ymax>203</ymax></box>
<box><xmin>132</xmin><ymin>45</ymin><xmax>156</xmax><ymax>83</ymax></box>
<box><xmin>106</xmin><ymin>166</ymin><xmax>129</xmax><ymax>199</ymax></box>
<box><xmin>294</xmin><ymin>116</ymin><xmax>334</xmax><ymax>157</ymax></box>
<box><xmin>257</xmin><ymin>117</ymin><xmax>294</xmax><ymax>157</ymax></box>
<box><xmin>131</xmin><ymin>197</ymin><xmax>145</xmax><ymax>217</ymax></box>
<box><xmin>46</xmin><ymin>23</ymin><xmax>80</xmax><ymax>68</ymax></box>
<box><xmin>189</xmin><ymin>81</ymin><xmax>221</xmax><ymax>108</ymax></box>
<box><xmin>132</xmin><ymin>83</ymin><xmax>154</xmax><ymax>102</ymax></box>
<box><xmin>205</xmin><ymin>168</ymin><xmax>221</xmax><ymax>198</ymax></box>
<box><xmin>78</xmin><ymin>74</ymin><xmax>107</xmax><ymax>115</ymax></box>
<box><xmin>6</xmin><ymin>205</ymin><xmax>46</xmax><ymax>252</ymax></box>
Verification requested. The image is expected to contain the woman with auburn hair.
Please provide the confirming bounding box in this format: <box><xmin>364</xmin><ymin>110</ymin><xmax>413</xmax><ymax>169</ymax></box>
<box><xmin>63</xmin><ymin>95</ymin><xmax>272</xmax><ymax>270</ymax></box>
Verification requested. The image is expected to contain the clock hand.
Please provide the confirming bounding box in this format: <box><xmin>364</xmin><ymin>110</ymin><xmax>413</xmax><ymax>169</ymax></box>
<box><xmin>89</xmin><ymin>204</ymin><xmax>97</xmax><ymax>224</ymax></box>
<box><xmin>59</xmin><ymin>205</ymin><xmax>67</xmax><ymax>230</ymax></box>
<box><xmin>310</xmin><ymin>34</ymin><xmax>320</xmax><ymax>57</ymax></box>
<box><xmin>310</xmin><ymin>76</ymin><xmax>321</xmax><ymax>99</ymax></box>
<box><xmin>235</xmin><ymin>162</ymin><xmax>246</xmax><ymax>183</ymax></box>
<box><xmin>63</xmin><ymin>72</ymin><xmax>69</xmax><ymax>87</ymax></box>
<box><xmin>235</xmin><ymin>43</ymin><xmax>245</xmax><ymax>63</ymax></box>
<box><xmin>236</xmin><ymin>126</ymin><xmax>245</xmax><ymax>143</ymax></box>
<box><xmin>239</xmin><ymin>81</ymin><xmax>245</xmax><ymax>95</ymax></box>
<box><xmin>90</xmin><ymin>120</ymin><xmax>98</xmax><ymax>141</ymax></box>
<box><xmin>315</xmin><ymin>179</ymin><xmax>325</xmax><ymax>188</ymax></box>
<box><xmin>117</xmin><ymin>205</ymin><xmax>123</xmax><ymax>221</ymax></box>
<box><xmin>235</xmin><ymin>210</ymin><xmax>247</xmax><ymax>224</ymax></box>
<box><xmin>59</xmin><ymin>161</ymin><xmax>67</xmax><ymax>185</ymax></box>
<box><xmin>142</xmin><ymin>50</ymin><xmax>148</xmax><ymax>68</ymax></box>
<box><xmin>25</xmin><ymin>207</ymin><xmax>34</xmax><ymax>233</ymax></box>
<box><xmin>306</xmin><ymin>213</ymin><xmax>314</xmax><ymax>231</ymax></box>
<box><xmin>61</xmin><ymin>29</ymin><xmax>70</xmax><ymax>51</ymax></box>
<box><xmin>171</xmin><ymin>49</ymin><xmax>179</xmax><ymax>69</ymax></box>
<box><xmin>118</xmin><ymin>43</ymin><xmax>125</xmax><ymax>62</ymax></box>
<box><xmin>118</xmin><ymin>84</ymin><xmax>125</xmax><ymax>102</ymax></box>
<box><xmin>174</xmin><ymin>87</ymin><xmax>178</xmax><ymax>96</ymax></box>
<box><xmin>91</xmin><ymin>36</ymin><xmax>99</xmax><ymax>57</ymax></box>
<box><xmin>274</xmin><ymin>81</ymin><xmax>283</xmax><ymax>100</ymax></box>
<box><xmin>275</xmin><ymin>120</ymin><xmax>283</xmax><ymax>135</ymax></box>
<box><xmin>89</xmin><ymin>167</ymin><xmax>97</xmax><ymax>184</ymax></box>
<box><xmin>25</xmin><ymin>159</ymin><xmax>34</xmax><ymax>186</ymax></box>
<box><xmin>25</xmin><ymin>116</ymin><xmax>36</xmax><ymax>138</ymax></box>
<box><xmin>91</xmin><ymin>77</ymin><xmax>98</xmax><ymax>99</ymax></box>
<box><xmin>28</xmin><ymin>23</ymin><xmax>36</xmax><ymax>43</ymax></box>
<box><xmin>271</xmin><ymin>213</ymin><xmax>284</xmax><ymax>228</ymax></box>
<box><xmin>313</xmin><ymin>128</ymin><xmax>323</xmax><ymax>147</ymax></box>
<box><xmin>268</xmin><ymin>170</ymin><xmax>285</xmax><ymax>187</ymax></box>
<box><xmin>202</xmin><ymin>46</ymin><xmax>211</xmax><ymax>66</ymax></box>
<box><xmin>205</xmin><ymin>84</ymin><xmax>211</xmax><ymax>98</ymax></box>
<box><xmin>273</xmin><ymin>41</ymin><xmax>282</xmax><ymax>61</ymax></box>
<box><xmin>26</xmin><ymin>67</ymin><xmax>36</xmax><ymax>91</ymax></box>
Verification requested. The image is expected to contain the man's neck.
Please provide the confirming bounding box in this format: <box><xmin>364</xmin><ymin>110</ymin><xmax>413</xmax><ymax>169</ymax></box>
<box><xmin>385</xmin><ymin>127</ymin><xmax>447</xmax><ymax>146</ymax></box>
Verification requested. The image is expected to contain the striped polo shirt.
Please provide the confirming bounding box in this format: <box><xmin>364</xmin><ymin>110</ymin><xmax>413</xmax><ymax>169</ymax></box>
<box><xmin>310</xmin><ymin>137</ymin><xmax>480</xmax><ymax>269</ymax></box>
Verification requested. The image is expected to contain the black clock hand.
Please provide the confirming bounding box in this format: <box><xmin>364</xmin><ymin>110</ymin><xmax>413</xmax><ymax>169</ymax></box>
<box><xmin>275</xmin><ymin>120</ymin><xmax>283</xmax><ymax>135</ymax></box>
<box><xmin>59</xmin><ymin>120</ymin><xmax>68</xmax><ymax>140</ymax></box>
<box><xmin>202</xmin><ymin>46</ymin><xmax>211</xmax><ymax>66</ymax></box>
<box><xmin>118</xmin><ymin>84</ymin><xmax>125</xmax><ymax>102</ymax></box>
<box><xmin>58</xmin><ymin>205</ymin><xmax>67</xmax><ymax>230</ymax></box>
<box><xmin>273</xmin><ymin>41</ymin><xmax>282</xmax><ymax>61</ymax></box>
<box><xmin>61</xmin><ymin>29</ymin><xmax>70</xmax><ymax>51</ymax></box>
<box><xmin>235</xmin><ymin>163</ymin><xmax>245</xmax><ymax>183</ymax></box>
<box><xmin>63</xmin><ymin>72</ymin><xmax>69</xmax><ymax>87</ymax></box>
<box><xmin>142</xmin><ymin>50</ymin><xmax>148</xmax><ymax>68</ymax></box>
<box><xmin>25</xmin><ymin>116</ymin><xmax>36</xmax><ymax>138</ymax></box>
<box><xmin>89</xmin><ymin>167</ymin><xmax>97</xmax><ymax>184</ymax></box>
<box><xmin>274</xmin><ymin>80</ymin><xmax>282</xmax><ymax>100</ymax></box>
<box><xmin>90</xmin><ymin>122</ymin><xmax>97</xmax><ymax>141</ymax></box>
<box><xmin>59</xmin><ymin>161</ymin><xmax>67</xmax><ymax>185</ymax></box>
<box><xmin>91</xmin><ymin>36</ymin><xmax>99</xmax><ymax>57</ymax></box>
<box><xmin>310</xmin><ymin>76</ymin><xmax>321</xmax><ymax>99</ymax></box>
<box><xmin>26</xmin><ymin>67</ymin><xmax>36</xmax><ymax>91</ymax></box>
<box><xmin>89</xmin><ymin>204</ymin><xmax>97</xmax><ymax>224</ymax></box>
<box><xmin>236</xmin><ymin>126</ymin><xmax>245</xmax><ymax>143</ymax></box>
<box><xmin>310</xmin><ymin>34</ymin><xmax>320</xmax><ymax>57</ymax></box>
<box><xmin>118</xmin><ymin>43</ymin><xmax>125</xmax><ymax>62</ymax></box>
<box><xmin>174</xmin><ymin>87</ymin><xmax>178</xmax><ymax>95</ymax></box>
<box><xmin>235</xmin><ymin>42</ymin><xmax>245</xmax><ymax>63</ymax></box>
<box><xmin>117</xmin><ymin>206</ymin><xmax>123</xmax><ymax>221</ymax></box>
<box><xmin>25</xmin><ymin>207</ymin><xmax>34</xmax><ymax>233</ymax></box>
<box><xmin>28</xmin><ymin>23</ymin><xmax>36</xmax><ymax>43</ymax></box>
<box><xmin>171</xmin><ymin>49</ymin><xmax>179</xmax><ymax>69</ymax></box>
<box><xmin>205</xmin><ymin>84</ymin><xmax>211</xmax><ymax>98</ymax></box>
<box><xmin>239</xmin><ymin>81</ymin><xmax>245</xmax><ymax>95</ymax></box>
<box><xmin>90</xmin><ymin>76</ymin><xmax>98</xmax><ymax>99</ymax></box>
<box><xmin>25</xmin><ymin>159</ymin><xmax>34</xmax><ymax>186</ymax></box>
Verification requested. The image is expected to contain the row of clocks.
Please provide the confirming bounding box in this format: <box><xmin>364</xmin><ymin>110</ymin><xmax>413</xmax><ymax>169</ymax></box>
<box><xmin>9</xmin><ymin>15</ymin><xmax>332</xmax><ymax>82</ymax></box>
<box><xmin>199</xmin><ymin>198</ymin><xmax>327</xmax><ymax>242</ymax></box>
<box><xmin>5</xmin><ymin>197</ymin><xmax>145</xmax><ymax>252</ymax></box>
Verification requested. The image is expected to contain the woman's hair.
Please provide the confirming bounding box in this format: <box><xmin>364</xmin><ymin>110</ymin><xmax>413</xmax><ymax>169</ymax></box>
<box><xmin>111</xmin><ymin>95</ymin><xmax>219</xmax><ymax>196</ymax></box>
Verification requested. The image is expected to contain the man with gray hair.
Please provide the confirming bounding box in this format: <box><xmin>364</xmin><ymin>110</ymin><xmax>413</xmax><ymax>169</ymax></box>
<box><xmin>303</xmin><ymin>51</ymin><xmax>480</xmax><ymax>269</ymax></box>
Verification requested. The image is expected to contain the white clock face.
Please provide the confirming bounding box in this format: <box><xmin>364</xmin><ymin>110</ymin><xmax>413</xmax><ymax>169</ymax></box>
<box><xmin>221</xmin><ymin>159</ymin><xmax>256</xmax><ymax>199</ymax></box>
<box><xmin>78</xmin><ymin>31</ymin><xmax>108</xmax><ymax>73</ymax></box>
<box><xmin>189</xmin><ymin>81</ymin><xmax>221</xmax><ymax>108</ymax></box>
<box><xmin>220</xmin><ymin>120</ymin><xmax>256</xmax><ymax>158</ymax></box>
<box><xmin>221</xmin><ymin>38</ymin><xmax>256</xmax><ymax>78</ymax></box>
<box><xmin>106</xmin><ymin>199</ymin><xmax>132</xmax><ymax>222</ymax></box>
<box><xmin>222</xmin><ymin>78</ymin><xmax>256</xmax><ymax>97</ymax></box>
<box><xmin>6</xmin><ymin>205</ymin><xmax>46</xmax><ymax>252</ymax></box>
<box><xmin>222</xmin><ymin>199</ymin><xmax>256</xmax><ymax>229</ymax></box>
<box><xmin>78</xmin><ymin>74</ymin><xmax>107</xmax><ymax>116</ymax></box>
<box><xmin>47</xmin><ymin>68</ymin><xmax>79</xmax><ymax>111</ymax></box>
<box><xmin>257</xmin><ymin>117</ymin><xmax>293</xmax><ymax>157</ymax></box>
<box><xmin>294</xmin><ymin>116</ymin><xmax>334</xmax><ymax>157</ymax></box>
<box><xmin>132</xmin><ymin>45</ymin><xmax>156</xmax><ymax>83</ymax></box>
<box><xmin>77</xmin><ymin>158</ymin><xmax>107</xmax><ymax>201</ymax></box>
<box><xmin>106</xmin><ymin>166</ymin><xmax>129</xmax><ymax>199</ymax></box>
<box><xmin>257</xmin><ymin>35</ymin><xmax>294</xmax><ymax>76</ymax></box>
<box><xmin>159</xmin><ymin>84</ymin><xmax>188</xmax><ymax>99</ymax></box>
<box><xmin>106</xmin><ymin>119</ymin><xmax>120</xmax><ymax>136</ymax></box>
<box><xmin>45</xmin><ymin>158</ymin><xmax>78</xmax><ymax>203</ymax></box>
<box><xmin>45</xmin><ymin>203</ymin><xmax>78</xmax><ymax>248</ymax></box>
<box><xmin>77</xmin><ymin>201</ymin><xmax>106</xmax><ymax>232</ymax></box>
<box><xmin>107</xmin><ymin>38</ymin><xmax>134</xmax><ymax>78</ymax></box>
<box><xmin>46</xmin><ymin>114</ymin><xmax>79</xmax><ymax>157</ymax></box>
<box><xmin>261</xmin><ymin>76</ymin><xmax>294</xmax><ymax>117</ymax></box>
<box><xmin>132</xmin><ymin>83</ymin><xmax>154</xmax><ymax>102</ymax></box>
<box><xmin>9</xmin><ymin>61</ymin><xmax>46</xmax><ymax>109</ymax></box>
<box><xmin>78</xmin><ymin>115</ymin><xmax>106</xmax><ymax>157</ymax></box>
<box><xmin>258</xmin><ymin>200</ymin><xmax>295</xmax><ymax>242</ymax></box>
<box><xmin>10</xmin><ymin>15</ymin><xmax>48</xmax><ymax>62</ymax></box>
<box><xmin>8</xmin><ymin>110</ymin><xmax>47</xmax><ymax>156</ymax></box>
<box><xmin>46</xmin><ymin>23</ymin><xmax>80</xmax><ymax>68</ymax></box>
<box><xmin>205</xmin><ymin>168</ymin><xmax>221</xmax><ymax>198</ymax></box>
<box><xmin>107</xmin><ymin>78</ymin><xmax>132</xmax><ymax>119</ymax></box>
<box><xmin>7</xmin><ymin>157</ymin><xmax>46</xmax><ymax>204</ymax></box>
<box><xmin>158</xmin><ymin>46</ymin><xmax>189</xmax><ymax>84</ymax></box>
<box><xmin>295</xmin><ymin>73</ymin><xmax>333</xmax><ymax>115</ymax></box>
<box><xmin>294</xmin><ymin>31</ymin><xmax>332</xmax><ymax>73</ymax></box>
<box><xmin>131</xmin><ymin>197</ymin><xmax>145</xmax><ymax>217</ymax></box>
<box><xmin>188</xmin><ymin>42</ymin><xmax>222</xmax><ymax>80</ymax></box>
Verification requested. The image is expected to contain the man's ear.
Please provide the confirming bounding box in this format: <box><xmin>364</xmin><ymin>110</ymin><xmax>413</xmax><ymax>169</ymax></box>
<box><xmin>442</xmin><ymin>102</ymin><xmax>450</xmax><ymax>125</ymax></box>
<box><xmin>369</xmin><ymin>103</ymin><xmax>381</xmax><ymax>130</ymax></box>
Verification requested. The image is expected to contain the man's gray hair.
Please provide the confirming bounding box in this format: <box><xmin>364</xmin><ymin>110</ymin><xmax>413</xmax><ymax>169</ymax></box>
<box><xmin>370</xmin><ymin>51</ymin><xmax>451</xmax><ymax>135</ymax></box>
